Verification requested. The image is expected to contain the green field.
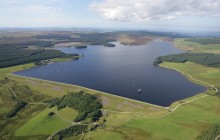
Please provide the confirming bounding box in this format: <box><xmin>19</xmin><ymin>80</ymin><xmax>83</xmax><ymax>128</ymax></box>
<box><xmin>185</xmin><ymin>38</ymin><xmax>220</xmax><ymax>45</ymax></box>
<box><xmin>84</xmin><ymin>129</ymin><xmax>123</xmax><ymax>140</ymax></box>
<box><xmin>174</xmin><ymin>38</ymin><xmax>220</xmax><ymax>54</ymax></box>
<box><xmin>58</xmin><ymin>107</ymin><xmax>79</xmax><ymax>122</ymax></box>
<box><xmin>15</xmin><ymin>107</ymin><xmax>69</xmax><ymax>136</ymax></box>
<box><xmin>160</xmin><ymin>62</ymin><xmax>220</xmax><ymax>87</ymax></box>
<box><xmin>125</xmin><ymin>94</ymin><xmax>220</xmax><ymax>139</ymax></box>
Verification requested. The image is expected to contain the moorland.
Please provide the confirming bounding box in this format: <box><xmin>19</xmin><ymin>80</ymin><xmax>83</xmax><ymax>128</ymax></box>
<box><xmin>0</xmin><ymin>30</ymin><xmax>220</xmax><ymax>140</ymax></box>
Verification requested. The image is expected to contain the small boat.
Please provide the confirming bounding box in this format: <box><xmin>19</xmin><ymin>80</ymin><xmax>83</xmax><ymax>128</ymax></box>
<box><xmin>137</xmin><ymin>88</ymin><xmax>142</xmax><ymax>93</ymax></box>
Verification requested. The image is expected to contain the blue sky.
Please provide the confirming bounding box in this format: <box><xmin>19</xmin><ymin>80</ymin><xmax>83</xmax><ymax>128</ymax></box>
<box><xmin>0</xmin><ymin>0</ymin><xmax>219</xmax><ymax>32</ymax></box>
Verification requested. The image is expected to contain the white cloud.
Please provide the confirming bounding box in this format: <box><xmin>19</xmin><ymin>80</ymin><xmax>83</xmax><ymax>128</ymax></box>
<box><xmin>0</xmin><ymin>0</ymin><xmax>63</xmax><ymax>16</ymax></box>
<box><xmin>0</xmin><ymin>0</ymin><xmax>67</xmax><ymax>27</ymax></box>
<box><xmin>90</xmin><ymin>0</ymin><xmax>220</xmax><ymax>21</ymax></box>
<box><xmin>0</xmin><ymin>6</ymin><xmax>62</xmax><ymax>16</ymax></box>
<box><xmin>21</xmin><ymin>5</ymin><xmax>62</xmax><ymax>16</ymax></box>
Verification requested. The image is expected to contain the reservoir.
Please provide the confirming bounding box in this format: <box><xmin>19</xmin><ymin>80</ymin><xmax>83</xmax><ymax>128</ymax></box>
<box><xmin>15</xmin><ymin>40</ymin><xmax>206</xmax><ymax>107</ymax></box>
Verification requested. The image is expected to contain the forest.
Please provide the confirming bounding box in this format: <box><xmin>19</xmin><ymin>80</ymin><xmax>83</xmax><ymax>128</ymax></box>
<box><xmin>44</xmin><ymin>91</ymin><xmax>102</xmax><ymax>123</ymax></box>
<box><xmin>185</xmin><ymin>38</ymin><xmax>220</xmax><ymax>45</ymax></box>
<box><xmin>57</xmin><ymin>125</ymin><xmax>88</xmax><ymax>139</ymax></box>
<box><xmin>103</xmin><ymin>42</ymin><xmax>115</xmax><ymax>47</ymax></box>
<box><xmin>36</xmin><ymin>32</ymin><xmax>116</xmax><ymax>45</ymax></box>
<box><xmin>197</xmin><ymin>124</ymin><xmax>220</xmax><ymax>140</ymax></box>
<box><xmin>0</xmin><ymin>49</ymin><xmax>73</xmax><ymax>68</ymax></box>
<box><xmin>154</xmin><ymin>53</ymin><xmax>220</xmax><ymax>68</ymax></box>
<box><xmin>0</xmin><ymin>30</ymin><xmax>192</xmax><ymax>69</ymax></box>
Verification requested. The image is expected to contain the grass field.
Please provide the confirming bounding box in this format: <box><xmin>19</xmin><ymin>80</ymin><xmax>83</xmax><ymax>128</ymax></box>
<box><xmin>58</xmin><ymin>107</ymin><xmax>79</xmax><ymax>122</ymax></box>
<box><xmin>174</xmin><ymin>38</ymin><xmax>220</xmax><ymax>54</ymax></box>
<box><xmin>124</xmin><ymin>94</ymin><xmax>220</xmax><ymax>140</ymax></box>
<box><xmin>160</xmin><ymin>62</ymin><xmax>220</xmax><ymax>87</ymax></box>
<box><xmin>84</xmin><ymin>129</ymin><xmax>123</xmax><ymax>140</ymax></box>
<box><xmin>81</xmin><ymin>94</ymin><xmax>220</xmax><ymax>140</ymax></box>
<box><xmin>15</xmin><ymin>107</ymin><xmax>69</xmax><ymax>136</ymax></box>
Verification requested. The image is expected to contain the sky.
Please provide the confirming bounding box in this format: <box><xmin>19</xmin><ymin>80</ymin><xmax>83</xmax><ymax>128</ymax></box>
<box><xmin>0</xmin><ymin>0</ymin><xmax>219</xmax><ymax>32</ymax></box>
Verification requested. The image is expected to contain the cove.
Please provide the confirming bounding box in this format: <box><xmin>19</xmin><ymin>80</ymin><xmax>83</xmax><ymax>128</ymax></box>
<box><xmin>15</xmin><ymin>40</ymin><xmax>206</xmax><ymax>107</ymax></box>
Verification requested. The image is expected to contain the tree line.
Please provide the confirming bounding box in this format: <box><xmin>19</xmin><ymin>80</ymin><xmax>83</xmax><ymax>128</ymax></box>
<box><xmin>0</xmin><ymin>49</ymin><xmax>75</xmax><ymax>68</ymax></box>
<box><xmin>154</xmin><ymin>53</ymin><xmax>220</xmax><ymax>68</ymax></box>
<box><xmin>185</xmin><ymin>38</ymin><xmax>220</xmax><ymax>45</ymax></box>
<box><xmin>6</xmin><ymin>100</ymin><xmax>27</xmax><ymax>118</ymax></box>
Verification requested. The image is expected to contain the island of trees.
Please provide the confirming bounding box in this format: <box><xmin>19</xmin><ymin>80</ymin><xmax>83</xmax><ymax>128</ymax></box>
<box><xmin>103</xmin><ymin>42</ymin><xmax>115</xmax><ymax>47</ymax></box>
<box><xmin>74</xmin><ymin>45</ymin><xmax>87</xmax><ymax>49</ymax></box>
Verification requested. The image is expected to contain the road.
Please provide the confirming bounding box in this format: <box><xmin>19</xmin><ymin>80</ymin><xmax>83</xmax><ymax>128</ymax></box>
<box><xmin>102</xmin><ymin>69</ymin><xmax>218</xmax><ymax>120</ymax></box>
<box><xmin>175</xmin><ymin>68</ymin><xmax>218</xmax><ymax>93</ymax></box>
<box><xmin>216</xmin><ymin>135</ymin><xmax>220</xmax><ymax>140</ymax></box>
<box><xmin>5</xmin><ymin>84</ymin><xmax>49</xmax><ymax>105</ymax></box>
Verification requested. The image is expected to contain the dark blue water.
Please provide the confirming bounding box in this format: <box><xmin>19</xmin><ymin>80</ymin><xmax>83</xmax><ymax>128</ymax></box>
<box><xmin>15</xmin><ymin>40</ymin><xmax>206</xmax><ymax>106</ymax></box>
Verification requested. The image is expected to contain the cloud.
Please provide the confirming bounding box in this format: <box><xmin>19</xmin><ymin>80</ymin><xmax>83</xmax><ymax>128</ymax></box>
<box><xmin>90</xmin><ymin>0</ymin><xmax>220</xmax><ymax>21</ymax></box>
<box><xmin>0</xmin><ymin>0</ymin><xmax>67</xmax><ymax>27</ymax></box>
<box><xmin>0</xmin><ymin>0</ymin><xmax>63</xmax><ymax>16</ymax></box>
<box><xmin>21</xmin><ymin>5</ymin><xmax>62</xmax><ymax>16</ymax></box>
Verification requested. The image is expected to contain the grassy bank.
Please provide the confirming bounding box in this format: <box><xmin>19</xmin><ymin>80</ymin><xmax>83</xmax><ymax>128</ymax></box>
<box><xmin>160</xmin><ymin>62</ymin><xmax>220</xmax><ymax>88</ymax></box>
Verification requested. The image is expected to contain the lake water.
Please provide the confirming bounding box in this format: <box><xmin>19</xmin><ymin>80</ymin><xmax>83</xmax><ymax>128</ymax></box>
<box><xmin>15</xmin><ymin>40</ymin><xmax>206</xmax><ymax>107</ymax></box>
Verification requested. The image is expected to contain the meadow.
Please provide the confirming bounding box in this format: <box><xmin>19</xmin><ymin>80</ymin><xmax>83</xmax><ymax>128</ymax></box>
<box><xmin>174</xmin><ymin>38</ymin><xmax>220</xmax><ymax>54</ymax></box>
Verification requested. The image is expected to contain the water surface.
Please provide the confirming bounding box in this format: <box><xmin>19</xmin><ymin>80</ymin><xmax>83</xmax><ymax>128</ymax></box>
<box><xmin>15</xmin><ymin>40</ymin><xmax>206</xmax><ymax>106</ymax></box>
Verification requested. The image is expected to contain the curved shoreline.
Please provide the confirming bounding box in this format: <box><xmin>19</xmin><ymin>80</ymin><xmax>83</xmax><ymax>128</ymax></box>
<box><xmin>8</xmin><ymin>63</ymin><xmax>219</xmax><ymax>140</ymax></box>
<box><xmin>11</xmin><ymin>74</ymin><xmax>168</xmax><ymax>110</ymax></box>
<box><xmin>7</xmin><ymin>48</ymin><xmax>217</xmax><ymax>113</ymax></box>
<box><xmin>11</xmin><ymin>63</ymin><xmax>217</xmax><ymax>112</ymax></box>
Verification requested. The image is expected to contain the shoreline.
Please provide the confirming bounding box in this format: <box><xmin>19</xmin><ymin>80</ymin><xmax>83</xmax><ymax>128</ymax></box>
<box><xmin>11</xmin><ymin>74</ymin><xmax>168</xmax><ymax>110</ymax></box>
<box><xmin>5</xmin><ymin>40</ymin><xmax>214</xmax><ymax>111</ymax></box>
<box><xmin>10</xmin><ymin>62</ymin><xmax>211</xmax><ymax>111</ymax></box>
<box><xmin>11</xmin><ymin>67</ymin><xmax>214</xmax><ymax>117</ymax></box>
